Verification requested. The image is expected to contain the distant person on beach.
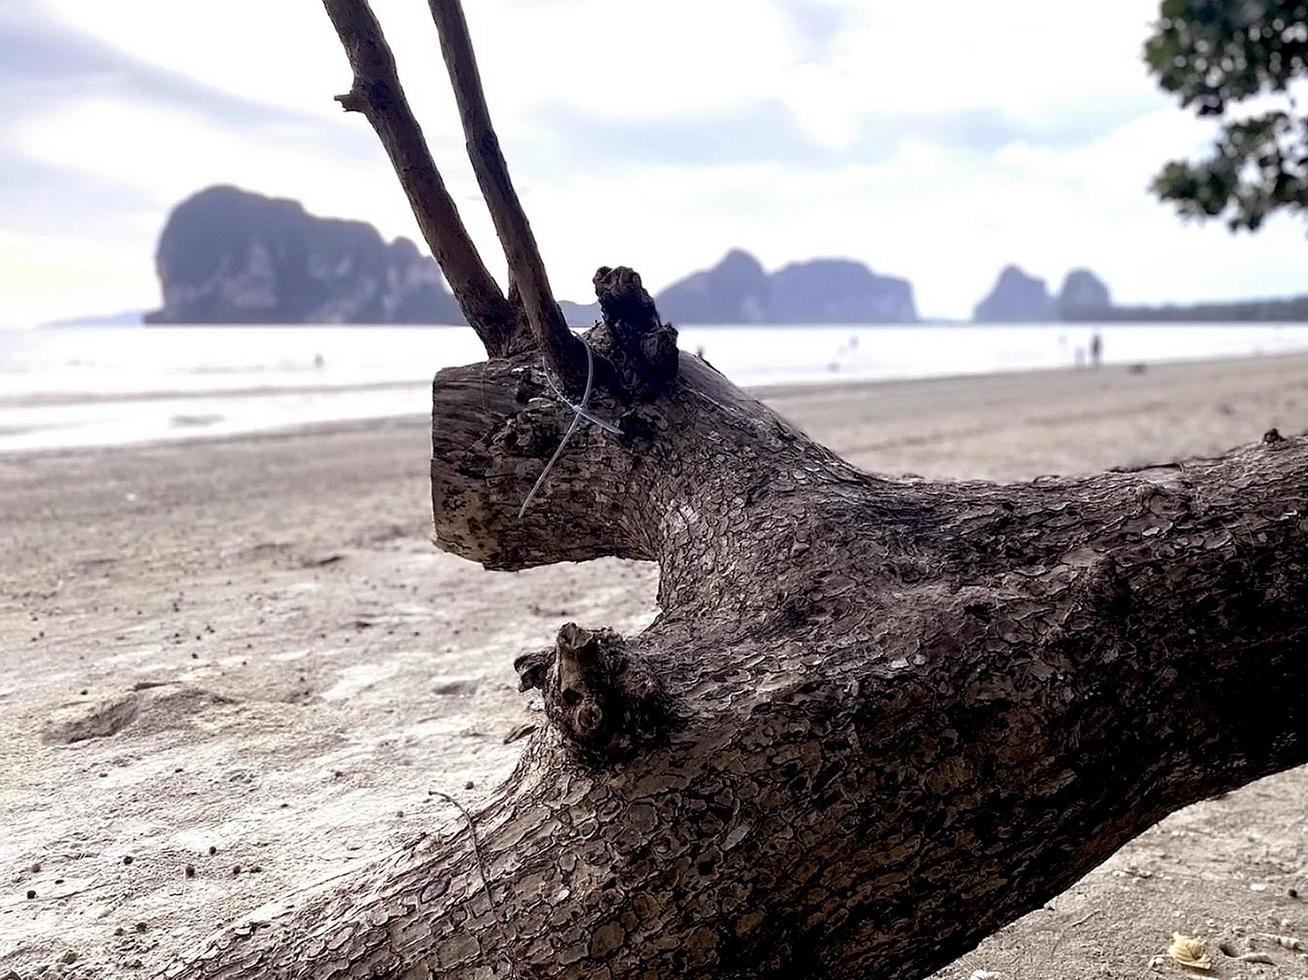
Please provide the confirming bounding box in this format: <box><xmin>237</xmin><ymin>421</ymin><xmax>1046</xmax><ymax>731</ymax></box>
<box><xmin>1089</xmin><ymin>332</ymin><xmax>1102</xmax><ymax>369</ymax></box>
<box><xmin>313</xmin><ymin>352</ymin><xmax>325</xmax><ymax>370</ymax></box>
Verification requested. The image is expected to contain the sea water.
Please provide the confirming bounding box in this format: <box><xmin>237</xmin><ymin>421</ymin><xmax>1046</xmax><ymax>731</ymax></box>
<box><xmin>2</xmin><ymin>322</ymin><xmax>1307</xmax><ymax>453</ymax></box>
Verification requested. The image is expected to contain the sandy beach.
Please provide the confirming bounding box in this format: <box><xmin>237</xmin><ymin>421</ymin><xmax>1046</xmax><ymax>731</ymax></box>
<box><xmin>3</xmin><ymin>352</ymin><xmax>1308</xmax><ymax>978</ymax></box>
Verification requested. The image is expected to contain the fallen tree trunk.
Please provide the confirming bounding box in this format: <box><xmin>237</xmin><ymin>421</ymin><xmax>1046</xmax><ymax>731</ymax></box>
<box><xmin>164</xmin><ymin>3</ymin><xmax>1308</xmax><ymax>978</ymax></box>
<box><xmin>171</xmin><ymin>340</ymin><xmax>1308</xmax><ymax>980</ymax></box>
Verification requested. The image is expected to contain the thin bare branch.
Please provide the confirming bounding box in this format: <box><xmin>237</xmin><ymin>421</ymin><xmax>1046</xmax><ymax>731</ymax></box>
<box><xmin>322</xmin><ymin>0</ymin><xmax>519</xmax><ymax>356</ymax></box>
<box><xmin>426</xmin><ymin>0</ymin><xmax>588</xmax><ymax>392</ymax></box>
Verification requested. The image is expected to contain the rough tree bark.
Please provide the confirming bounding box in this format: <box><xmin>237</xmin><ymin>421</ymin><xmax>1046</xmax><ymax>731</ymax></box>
<box><xmin>164</xmin><ymin>3</ymin><xmax>1308</xmax><ymax>978</ymax></box>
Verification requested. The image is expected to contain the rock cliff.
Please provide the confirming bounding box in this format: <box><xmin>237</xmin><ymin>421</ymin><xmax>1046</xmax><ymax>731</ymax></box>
<box><xmin>973</xmin><ymin>265</ymin><xmax>1055</xmax><ymax>323</ymax></box>
<box><xmin>146</xmin><ymin>186</ymin><xmax>462</xmax><ymax>324</ymax></box>
<box><xmin>147</xmin><ymin>190</ymin><xmax>921</xmax><ymax>326</ymax></box>
<box><xmin>1057</xmin><ymin>269</ymin><xmax>1112</xmax><ymax>319</ymax></box>
<box><xmin>974</xmin><ymin>265</ymin><xmax>1118</xmax><ymax>323</ymax></box>
<box><xmin>657</xmin><ymin>249</ymin><xmax>918</xmax><ymax>324</ymax></box>
<box><xmin>768</xmin><ymin>258</ymin><xmax>916</xmax><ymax>323</ymax></box>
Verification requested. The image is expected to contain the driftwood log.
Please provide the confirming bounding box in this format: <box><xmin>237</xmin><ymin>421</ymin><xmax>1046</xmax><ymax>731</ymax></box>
<box><xmin>165</xmin><ymin>2</ymin><xmax>1308</xmax><ymax>978</ymax></box>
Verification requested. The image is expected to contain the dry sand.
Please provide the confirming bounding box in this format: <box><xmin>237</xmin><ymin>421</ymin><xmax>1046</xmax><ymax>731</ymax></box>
<box><xmin>3</xmin><ymin>352</ymin><xmax>1308</xmax><ymax>978</ymax></box>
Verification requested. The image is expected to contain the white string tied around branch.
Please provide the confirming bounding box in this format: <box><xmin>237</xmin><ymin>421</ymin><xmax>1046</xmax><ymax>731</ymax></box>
<box><xmin>518</xmin><ymin>338</ymin><xmax>622</xmax><ymax>519</ymax></box>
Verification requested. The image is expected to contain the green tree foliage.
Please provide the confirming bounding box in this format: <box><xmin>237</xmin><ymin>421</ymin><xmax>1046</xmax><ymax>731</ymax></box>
<box><xmin>1146</xmin><ymin>0</ymin><xmax>1308</xmax><ymax>229</ymax></box>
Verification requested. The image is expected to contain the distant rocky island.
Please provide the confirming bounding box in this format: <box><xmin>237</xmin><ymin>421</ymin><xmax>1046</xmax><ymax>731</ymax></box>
<box><xmin>654</xmin><ymin>249</ymin><xmax>917</xmax><ymax>324</ymax></box>
<box><xmin>144</xmin><ymin>186</ymin><xmax>1308</xmax><ymax>328</ymax></box>
<box><xmin>147</xmin><ymin>186</ymin><xmax>462</xmax><ymax>324</ymax></box>
<box><xmin>973</xmin><ymin>265</ymin><xmax>1112</xmax><ymax>322</ymax></box>
<box><xmin>146</xmin><ymin>187</ymin><xmax>916</xmax><ymax>326</ymax></box>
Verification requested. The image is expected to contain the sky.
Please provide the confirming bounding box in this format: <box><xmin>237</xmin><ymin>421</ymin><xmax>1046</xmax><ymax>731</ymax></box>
<box><xmin>2</xmin><ymin>0</ymin><xmax>1306</xmax><ymax>327</ymax></box>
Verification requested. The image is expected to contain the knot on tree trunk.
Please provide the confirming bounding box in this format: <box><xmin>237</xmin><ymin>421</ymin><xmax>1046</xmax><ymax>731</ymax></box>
<box><xmin>334</xmin><ymin>88</ymin><xmax>367</xmax><ymax>113</ymax></box>
<box><xmin>334</xmin><ymin>79</ymin><xmax>394</xmax><ymax>115</ymax></box>
<box><xmin>514</xmin><ymin>623</ymin><xmax>670</xmax><ymax>764</ymax></box>
<box><xmin>589</xmin><ymin>266</ymin><xmax>679</xmax><ymax>396</ymax></box>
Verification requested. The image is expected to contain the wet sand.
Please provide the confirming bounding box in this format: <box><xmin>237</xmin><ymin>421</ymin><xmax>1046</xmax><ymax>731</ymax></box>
<box><xmin>3</xmin><ymin>352</ymin><xmax>1308</xmax><ymax>978</ymax></box>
